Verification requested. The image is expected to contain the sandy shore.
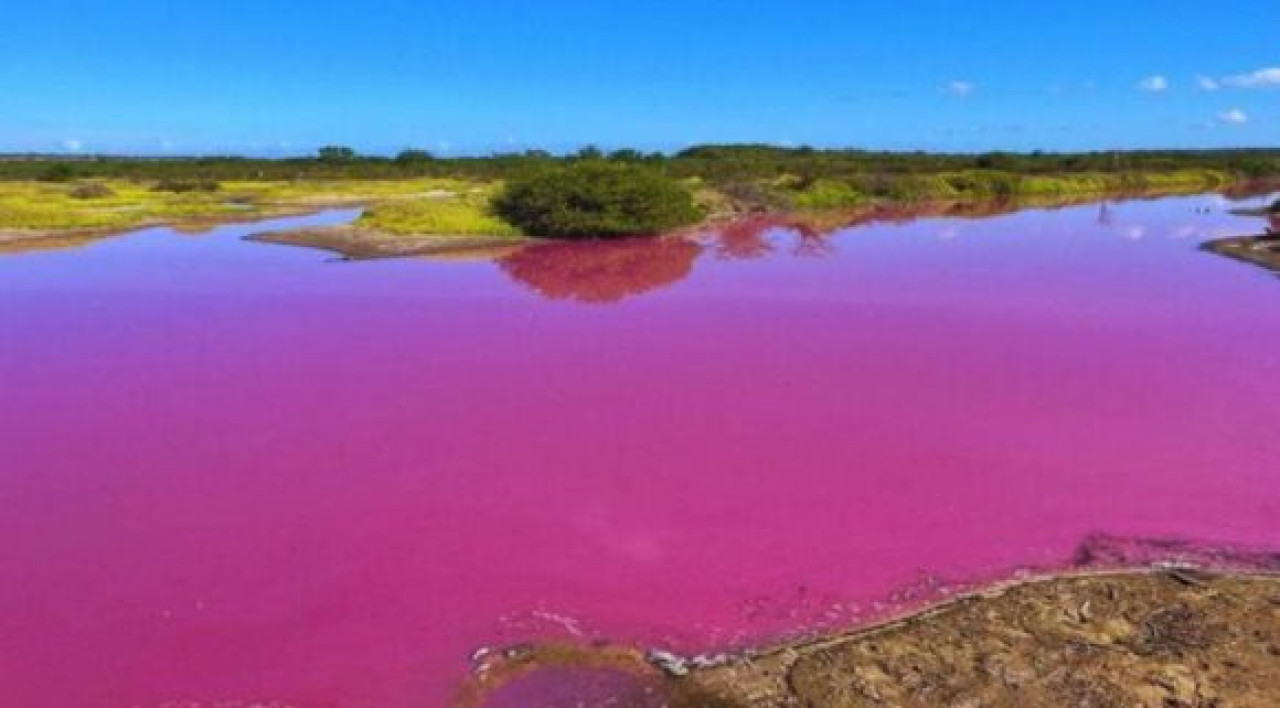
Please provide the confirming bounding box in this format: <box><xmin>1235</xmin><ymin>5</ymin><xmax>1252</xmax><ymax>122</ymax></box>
<box><xmin>459</xmin><ymin>568</ymin><xmax>1280</xmax><ymax>708</ymax></box>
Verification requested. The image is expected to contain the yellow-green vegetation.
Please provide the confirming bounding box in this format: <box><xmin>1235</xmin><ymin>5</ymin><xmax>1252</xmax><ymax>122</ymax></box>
<box><xmin>221</xmin><ymin>177</ymin><xmax>481</xmax><ymax>205</ymax></box>
<box><xmin>768</xmin><ymin>168</ymin><xmax>1239</xmax><ymax>211</ymax></box>
<box><xmin>1017</xmin><ymin>169</ymin><xmax>1234</xmax><ymax>196</ymax></box>
<box><xmin>790</xmin><ymin>178</ymin><xmax>866</xmax><ymax>209</ymax></box>
<box><xmin>0</xmin><ymin>180</ymin><xmax>232</xmax><ymax>230</ymax></box>
<box><xmin>355</xmin><ymin>184</ymin><xmax>521</xmax><ymax>237</ymax></box>
<box><xmin>0</xmin><ymin>158</ymin><xmax>1257</xmax><ymax>244</ymax></box>
<box><xmin>0</xmin><ymin>177</ymin><xmax>491</xmax><ymax>233</ymax></box>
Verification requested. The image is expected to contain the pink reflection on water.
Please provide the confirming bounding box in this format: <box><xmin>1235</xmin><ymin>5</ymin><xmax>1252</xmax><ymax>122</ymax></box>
<box><xmin>1</xmin><ymin>196</ymin><xmax>1278</xmax><ymax>708</ymax></box>
<box><xmin>498</xmin><ymin>238</ymin><xmax>701</xmax><ymax>303</ymax></box>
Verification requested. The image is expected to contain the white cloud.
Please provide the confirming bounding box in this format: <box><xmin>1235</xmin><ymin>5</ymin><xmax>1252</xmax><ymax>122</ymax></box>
<box><xmin>1137</xmin><ymin>75</ymin><xmax>1168</xmax><ymax>92</ymax></box>
<box><xmin>1218</xmin><ymin>108</ymin><xmax>1249</xmax><ymax>125</ymax></box>
<box><xmin>61</xmin><ymin>139</ymin><xmax>84</xmax><ymax>153</ymax></box>
<box><xmin>1196</xmin><ymin>75</ymin><xmax>1220</xmax><ymax>91</ymax></box>
<box><xmin>943</xmin><ymin>80</ymin><xmax>976</xmax><ymax>98</ymax></box>
<box><xmin>1222</xmin><ymin>67</ymin><xmax>1280</xmax><ymax>89</ymax></box>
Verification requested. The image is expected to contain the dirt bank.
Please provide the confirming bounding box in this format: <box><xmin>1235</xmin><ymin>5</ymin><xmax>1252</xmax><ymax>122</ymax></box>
<box><xmin>461</xmin><ymin>569</ymin><xmax>1280</xmax><ymax>708</ymax></box>
<box><xmin>0</xmin><ymin>228</ymin><xmax>117</xmax><ymax>254</ymax></box>
<box><xmin>245</xmin><ymin>224</ymin><xmax>528</xmax><ymax>260</ymax></box>
<box><xmin>676</xmin><ymin>570</ymin><xmax>1279</xmax><ymax>708</ymax></box>
<box><xmin>1202</xmin><ymin>233</ymin><xmax>1280</xmax><ymax>274</ymax></box>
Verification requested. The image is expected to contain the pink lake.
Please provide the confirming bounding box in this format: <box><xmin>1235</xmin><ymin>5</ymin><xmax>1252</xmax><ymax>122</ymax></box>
<box><xmin>1</xmin><ymin>194</ymin><xmax>1279</xmax><ymax>708</ymax></box>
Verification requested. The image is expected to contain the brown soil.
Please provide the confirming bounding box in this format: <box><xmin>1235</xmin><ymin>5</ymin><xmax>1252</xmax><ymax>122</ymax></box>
<box><xmin>677</xmin><ymin>570</ymin><xmax>1280</xmax><ymax>708</ymax></box>
<box><xmin>459</xmin><ymin>570</ymin><xmax>1280</xmax><ymax>708</ymax></box>
<box><xmin>245</xmin><ymin>225</ymin><xmax>528</xmax><ymax>260</ymax></box>
<box><xmin>1201</xmin><ymin>233</ymin><xmax>1280</xmax><ymax>274</ymax></box>
<box><xmin>0</xmin><ymin>228</ymin><xmax>115</xmax><ymax>254</ymax></box>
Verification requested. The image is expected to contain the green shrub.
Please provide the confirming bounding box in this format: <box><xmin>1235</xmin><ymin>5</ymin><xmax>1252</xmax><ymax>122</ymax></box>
<box><xmin>849</xmin><ymin>174</ymin><xmax>958</xmax><ymax>202</ymax></box>
<box><xmin>318</xmin><ymin>146</ymin><xmax>358</xmax><ymax>163</ymax></box>
<box><xmin>395</xmin><ymin>149</ymin><xmax>434</xmax><ymax>165</ymax></box>
<box><xmin>942</xmin><ymin>171</ymin><xmax>1021</xmax><ymax>198</ymax></box>
<box><xmin>38</xmin><ymin>164</ymin><xmax>78</xmax><ymax>183</ymax></box>
<box><xmin>493</xmin><ymin>163</ymin><xmax>704</xmax><ymax>238</ymax></box>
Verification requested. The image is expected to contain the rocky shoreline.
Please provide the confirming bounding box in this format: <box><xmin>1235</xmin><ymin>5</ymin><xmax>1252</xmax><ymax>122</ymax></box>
<box><xmin>459</xmin><ymin>568</ymin><xmax>1280</xmax><ymax>708</ymax></box>
<box><xmin>1203</xmin><ymin>201</ymin><xmax>1280</xmax><ymax>273</ymax></box>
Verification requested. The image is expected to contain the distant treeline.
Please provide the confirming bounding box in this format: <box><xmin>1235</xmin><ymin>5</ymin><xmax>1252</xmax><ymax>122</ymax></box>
<box><xmin>3</xmin><ymin>144</ymin><xmax>1279</xmax><ymax>185</ymax></box>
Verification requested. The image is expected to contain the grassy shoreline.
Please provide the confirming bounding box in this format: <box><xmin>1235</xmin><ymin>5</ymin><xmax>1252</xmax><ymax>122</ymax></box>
<box><xmin>0</xmin><ymin>164</ymin><xmax>1274</xmax><ymax>256</ymax></box>
<box><xmin>246</xmin><ymin>176</ymin><xmax>1278</xmax><ymax>262</ymax></box>
<box><xmin>2</xmin><ymin>143</ymin><xmax>1277</xmax><ymax>241</ymax></box>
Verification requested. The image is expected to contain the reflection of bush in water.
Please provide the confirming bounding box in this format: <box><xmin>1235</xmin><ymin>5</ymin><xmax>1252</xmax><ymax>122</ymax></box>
<box><xmin>499</xmin><ymin>238</ymin><xmax>701</xmax><ymax>304</ymax></box>
<box><xmin>712</xmin><ymin>218</ymin><xmax>776</xmax><ymax>260</ymax></box>
<box><xmin>711</xmin><ymin>216</ymin><xmax>840</xmax><ymax>260</ymax></box>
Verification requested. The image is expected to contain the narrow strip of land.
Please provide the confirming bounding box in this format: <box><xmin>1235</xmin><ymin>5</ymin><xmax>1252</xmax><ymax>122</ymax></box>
<box><xmin>2</xmin><ymin>147</ymin><xmax>1278</xmax><ymax>255</ymax></box>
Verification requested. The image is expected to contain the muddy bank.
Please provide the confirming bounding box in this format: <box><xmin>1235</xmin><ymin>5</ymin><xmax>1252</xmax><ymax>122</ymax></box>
<box><xmin>462</xmin><ymin>569</ymin><xmax>1280</xmax><ymax>708</ymax></box>
<box><xmin>245</xmin><ymin>224</ymin><xmax>528</xmax><ymax>260</ymax></box>
<box><xmin>1201</xmin><ymin>200</ymin><xmax>1278</xmax><ymax>273</ymax></box>
<box><xmin>1202</xmin><ymin>233</ymin><xmax>1280</xmax><ymax>273</ymax></box>
<box><xmin>0</xmin><ymin>228</ymin><xmax>118</xmax><ymax>254</ymax></box>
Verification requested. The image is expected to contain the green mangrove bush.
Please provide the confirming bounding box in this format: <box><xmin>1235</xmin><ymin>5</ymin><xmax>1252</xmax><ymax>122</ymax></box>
<box><xmin>493</xmin><ymin>163</ymin><xmax>703</xmax><ymax>238</ymax></box>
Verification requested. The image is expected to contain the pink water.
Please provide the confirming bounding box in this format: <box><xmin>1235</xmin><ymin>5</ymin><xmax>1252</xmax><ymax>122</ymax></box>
<box><xmin>1</xmin><ymin>195</ymin><xmax>1278</xmax><ymax>708</ymax></box>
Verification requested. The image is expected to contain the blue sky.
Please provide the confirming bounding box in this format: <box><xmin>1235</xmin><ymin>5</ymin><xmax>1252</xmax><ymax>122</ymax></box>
<box><xmin>2</xmin><ymin>0</ymin><xmax>1277</xmax><ymax>155</ymax></box>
